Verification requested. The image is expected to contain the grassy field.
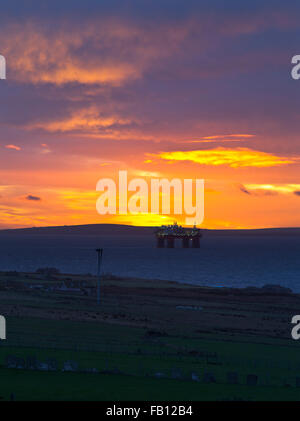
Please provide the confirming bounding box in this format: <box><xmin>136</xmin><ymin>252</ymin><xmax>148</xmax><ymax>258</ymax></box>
<box><xmin>0</xmin><ymin>271</ymin><xmax>300</xmax><ymax>400</ymax></box>
<box><xmin>3</xmin><ymin>369</ymin><xmax>300</xmax><ymax>401</ymax></box>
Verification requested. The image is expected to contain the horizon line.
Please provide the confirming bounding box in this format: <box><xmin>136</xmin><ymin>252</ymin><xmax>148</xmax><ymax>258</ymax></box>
<box><xmin>1</xmin><ymin>223</ymin><xmax>300</xmax><ymax>232</ymax></box>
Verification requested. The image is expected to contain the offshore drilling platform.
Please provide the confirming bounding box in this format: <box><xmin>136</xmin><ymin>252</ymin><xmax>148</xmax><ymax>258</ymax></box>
<box><xmin>155</xmin><ymin>222</ymin><xmax>202</xmax><ymax>248</ymax></box>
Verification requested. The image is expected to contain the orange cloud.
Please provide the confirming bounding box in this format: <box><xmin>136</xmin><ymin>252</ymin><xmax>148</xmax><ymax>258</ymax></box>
<box><xmin>1</xmin><ymin>20</ymin><xmax>191</xmax><ymax>87</ymax></box>
<box><xmin>5</xmin><ymin>144</ymin><xmax>21</xmax><ymax>151</ymax></box>
<box><xmin>1</xmin><ymin>22</ymin><xmax>140</xmax><ymax>86</ymax></box>
<box><xmin>30</xmin><ymin>106</ymin><xmax>132</xmax><ymax>133</ymax></box>
<box><xmin>244</xmin><ymin>183</ymin><xmax>300</xmax><ymax>194</ymax></box>
<box><xmin>154</xmin><ymin>147</ymin><xmax>296</xmax><ymax>168</ymax></box>
<box><xmin>185</xmin><ymin>136</ymin><xmax>253</xmax><ymax>144</ymax></box>
<box><xmin>203</xmin><ymin>134</ymin><xmax>254</xmax><ymax>140</ymax></box>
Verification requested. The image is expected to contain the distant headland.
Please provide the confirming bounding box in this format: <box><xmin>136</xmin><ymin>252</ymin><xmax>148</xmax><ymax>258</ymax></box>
<box><xmin>0</xmin><ymin>223</ymin><xmax>299</xmax><ymax>237</ymax></box>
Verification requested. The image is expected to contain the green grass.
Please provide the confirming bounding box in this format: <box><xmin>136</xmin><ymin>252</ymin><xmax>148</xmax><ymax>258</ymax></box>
<box><xmin>2</xmin><ymin>314</ymin><xmax>300</xmax><ymax>399</ymax></box>
<box><xmin>1</xmin><ymin>368</ymin><xmax>300</xmax><ymax>401</ymax></box>
<box><xmin>2</xmin><ymin>272</ymin><xmax>300</xmax><ymax>400</ymax></box>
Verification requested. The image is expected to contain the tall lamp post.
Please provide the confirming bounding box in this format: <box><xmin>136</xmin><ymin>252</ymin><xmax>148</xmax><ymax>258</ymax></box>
<box><xmin>96</xmin><ymin>248</ymin><xmax>103</xmax><ymax>305</ymax></box>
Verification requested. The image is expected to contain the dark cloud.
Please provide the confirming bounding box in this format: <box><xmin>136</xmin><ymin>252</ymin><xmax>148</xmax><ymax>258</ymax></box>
<box><xmin>260</xmin><ymin>190</ymin><xmax>278</xmax><ymax>196</ymax></box>
<box><xmin>239</xmin><ymin>185</ymin><xmax>280</xmax><ymax>196</ymax></box>
<box><xmin>240</xmin><ymin>185</ymin><xmax>251</xmax><ymax>195</ymax></box>
<box><xmin>294</xmin><ymin>191</ymin><xmax>300</xmax><ymax>196</ymax></box>
<box><xmin>26</xmin><ymin>195</ymin><xmax>41</xmax><ymax>201</ymax></box>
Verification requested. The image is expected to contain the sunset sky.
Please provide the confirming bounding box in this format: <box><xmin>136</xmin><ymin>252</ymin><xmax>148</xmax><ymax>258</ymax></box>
<box><xmin>0</xmin><ymin>0</ymin><xmax>300</xmax><ymax>229</ymax></box>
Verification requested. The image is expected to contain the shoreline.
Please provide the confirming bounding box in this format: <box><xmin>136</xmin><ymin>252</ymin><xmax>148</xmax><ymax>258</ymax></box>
<box><xmin>1</xmin><ymin>269</ymin><xmax>296</xmax><ymax>295</ymax></box>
